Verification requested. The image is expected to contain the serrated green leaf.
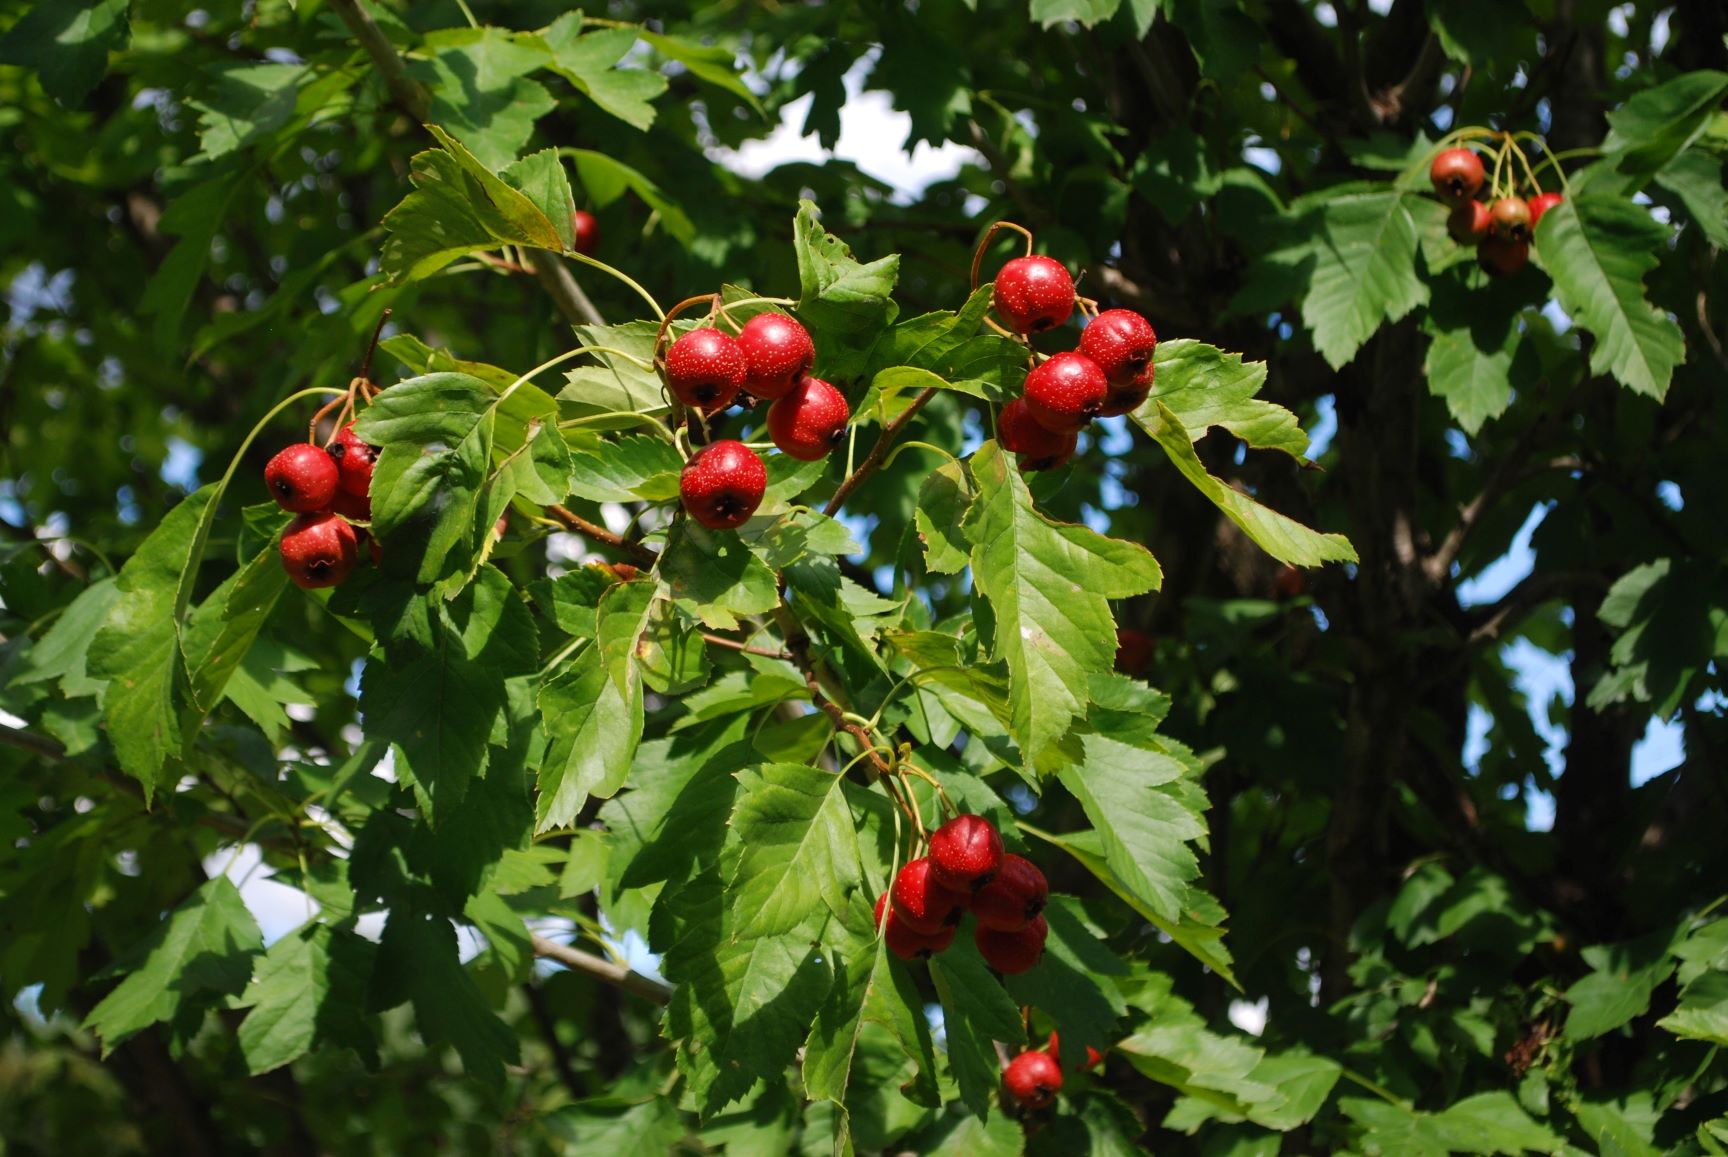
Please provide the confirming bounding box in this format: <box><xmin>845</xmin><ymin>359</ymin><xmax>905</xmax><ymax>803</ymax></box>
<box><xmin>804</xmin><ymin>922</ymin><xmax>941</xmax><ymax>1112</ymax></box>
<box><xmin>1300</xmin><ymin>191</ymin><xmax>1428</xmax><ymax>369</ymax></box>
<box><xmin>567</xmin><ymin>433</ymin><xmax>683</xmax><ymax>503</ymax></box>
<box><xmin>1655</xmin><ymin>148</ymin><xmax>1728</xmax><ymax>248</ymax></box>
<box><xmin>1660</xmin><ymin>971</ymin><xmax>1728</xmax><ymax>1046</ymax></box>
<box><xmin>963</xmin><ymin>441</ymin><xmax>1161</xmax><ymax>762</ymax></box>
<box><xmin>538</xmin><ymin>19</ymin><xmax>668</xmax><ymax>131</ymax></box>
<box><xmin>1421</xmin><ymin>274</ymin><xmax>1526</xmax><ymax>434</ymax></box>
<box><xmin>930</xmin><ymin>935</ymin><xmax>1028</xmax><ymax>1119</ymax></box>
<box><xmin>188</xmin><ymin>62</ymin><xmax>308</xmax><ymax>161</ymax></box>
<box><xmin>1563</xmin><ymin>931</ymin><xmax>1678</xmax><ymax>1040</ymax></box>
<box><xmin>795</xmin><ymin>200</ymin><xmax>900</xmax><ymax>376</ymax></box>
<box><xmin>1057</xmin><ymin>736</ymin><xmax>1203</xmax><ymax>922</ymax></box>
<box><xmin>84</xmin><ymin>878</ymin><xmax>262</xmax><ymax>1054</ymax></box>
<box><xmin>661</xmin><ymin>519</ymin><xmax>780</xmax><ymax>631</ymax></box>
<box><xmin>412</xmin><ymin>28</ymin><xmax>555</xmax><ymax>170</ymax></box>
<box><xmin>1602</xmin><ymin>70</ymin><xmax>1728</xmax><ymax>177</ymax></box>
<box><xmin>182</xmin><ymin>541</ymin><xmax>287</xmax><ymax>716</ymax></box>
<box><xmin>561</xmin><ymin>319</ymin><xmax>679</xmax><ymax>415</ymax></box>
<box><xmin>915</xmin><ymin>458</ymin><xmax>974</xmax><ymax>575</ymax></box>
<box><xmin>0</xmin><ymin>0</ymin><xmax>129</xmax><ymax>106</ymax></box>
<box><xmin>236</xmin><ymin>924</ymin><xmax>377</xmax><ymax>1075</ymax></box>
<box><xmin>14</xmin><ymin>575</ymin><xmax>118</xmax><ymax>696</ymax></box>
<box><xmin>1141</xmin><ymin>402</ymin><xmax>1358</xmax><ymax>567</ymax></box>
<box><xmin>501</xmin><ymin>148</ymin><xmax>577</xmax><ymax>251</ymax></box>
<box><xmin>1537</xmin><ymin>196</ymin><xmax>1685</xmax><ymax>400</ymax></box>
<box><xmin>1132</xmin><ymin>339</ymin><xmax>1308</xmax><ymax>460</ymax></box>
<box><xmin>728</xmin><ymin>764</ymin><xmax>859</xmax><ymax>938</ymax></box>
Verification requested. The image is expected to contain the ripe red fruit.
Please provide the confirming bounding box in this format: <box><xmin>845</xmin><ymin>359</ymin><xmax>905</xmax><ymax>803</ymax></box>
<box><xmin>264</xmin><ymin>443</ymin><xmax>340</xmax><ymax>513</ymax></box>
<box><xmin>929</xmin><ymin>814</ymin><xmax>1004</xmax><ymax>892</ymax></box>
<box><xmin>999</xmin><ymin>398</ymin><xmax>1077</xmax><ymax>472</ymax></box>
<box><xmin>1429</xmin><ymin>148</ymin><xmax>1485</xmax><ymax>205</ymax></box>
<box><xmin>1023</xmin><ymin>352</ymin><xmax>1108</xmax><ymax>435</ymax></box>
<box><xmin>1047</xmin><ymin>1031</ymin><xmax>1104</xmax><ymax>1070</ymax></box>
<box><xmin>665</xmin><ymin>328</ymin><xmax>746</xmax><ymax>413</ymax></box>
<box><xmin>1447</xmin><ymin>201</ymin><xmax>1491</xmax><ymax>247</ymax></box>
<box><xmin>279</xmin><ymin>512</ymin><xmax>359</xmax><ymax>590</ymax></box>
<box><xmin>972</xmin><ymin>854</ymin><xmax>1048</xmax><ymax>932</ymax></box>
<box><xmin>1528</xmin><ymin>191</ymin><xmax>1564</xmax><ymax>230</ymax></box>
<box><xmin>329</xmin><ymin>424</ymin><xmax>377</xmax><ymax>498</ymax></box>
<box><xmin>1488</xmin><ymin>196</ymin><xmax>1533</xmax><ymax>243</ymax></box>
<box><xmin>976</xmin><ymin>913</ymin><xmax>1048</xmax><ymax>974</ymax></box>
<box><xmin>874</xmin><ymin>892</ymin><xmax>956</xmax><ymax>960</ymax></box>
<box><xmin>767</xmin><ymin>376</ymin><xmax>850</xmax><ymax>461</ymax></box>
<box><xmin>736</xmin><ymin>313</ymin><xmax>815</xmax><ymax>400</ymax></box>
<box><xmin>1003</xmin><ymin>1049</ymin><xmax>1063</xmax><ymax>1110</ymax></box>
<box><xmin>1273</xmin><ymin>564</ymin><xmax>1308</xmax><ymax>600</ymax></box>
<box><xmin>993</xmin><ymin>255</ymin><xmax>1076</xmax><ymax>333</ymax></box>
<box><xmin>679</xmin><ymin>439</ymin><xmax>766</xmax><ymax>530</ymax></box>
<box><xmin>571</xmin><ymin>209</ymin><xmax>600</xmax><ymax>256</ymax></box>
<box><xmin>1115</xmin><ymin>627</ymin><xmax>1155</xmax><ymax>675</ymax></box>
<box><xmin>1079</xmin><ymin>309</ymin><xmax>1158</xmax><ymax>415</ymax></box>
<box><xmin>1477</xmin><ymin>235</ymin><xmax>1530</xmax><ymax>278</ymax></box>
<box><xmin>890</xmin><ymin>857</ymin><xmax>970</xmax><ymax>935</ymax></box>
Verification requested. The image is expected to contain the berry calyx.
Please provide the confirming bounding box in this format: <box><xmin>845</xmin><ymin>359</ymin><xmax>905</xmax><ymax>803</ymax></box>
<box><xmin>679</xmin><ymin>439</ymin><xmax>766</xmax><ymax>530</ymax></box>
<box><xmin>736</xmin><ymin>313</ymin><xmax>816</xmax><ymax>400</ymax></box>
<box><xmin>264</xmin><ymin>443</ymin><xmax>340</xmax><ymax>513</ymax></box>
<box><xmin>1488</xmin><ymin>196</ymin><xmax>1532</xmax><ymax>243</ymax></box>
<box><xmin>767</xmin><ymin>376</ymin><xmax>850</xmax><ymax>461</ymax></box>
<box><xmin>972</xmin><ymin>853</ymin><xmax>1048</xmax><ymax>932</ymax></box>
<box><xmin>572</xmin><ymin>209</ymin><xmax>600</xmax><ymax>256</ymax></box>
<box><xmin>976</xmin><ymin>913</ymin><xmax>1048</xmax><ymax>974</ymax></box>
<box><xmin>874</xmin><ymin>892</ymin><xmax>956</xmax><ymax>960</ymax></box>
<box><xmin>1047</xmin><ymin>1031</ymin><xmax>1104</xmax><ymax>1070</ymax></box>
<box><xmin>329</xmin><ymin>423</ymin><xmax>377</xmax><ymax>498</ymax></box>
<box><xmin>999</xmin><ymin>399</ymin><xmax>1077</xmax><ymax>471</ymax></box>
<box><xmin>1115</xmin><ymin>627</ymin><xmax>1155</xmax><ymax>675</ymax></box>
<box><xmin>1447</xmin><ymin>201</ymin><xmax>1491</xmax><ymax>247</ymax></box>
<box><xmin>1477</xmin><ymin>235</ymin><xmax>1530</xmax><ymax>278</ymax></box>
<box><xmin>279</xmin><ymin>512</ymin><xmax>359</xmax><ymax>590</ymax></box>
<box><xmin>1023</xmin><ymin>351</ymin><xmax>1108</xmax><ymax>435</ymax></box>
<box><xmin>1002</xmin><ymin>1048</ymin><xmax>1063</xmax><ymax>1110</ymax></box>
<box><xmin>929</xmin><ymin>814</ymin><xmax>1004</xmax><ymax>893</ymax></box>
<box><xmin>665</xmin><ymin>328</ymin><xmax>746</xmax><ymax>413</ymax></box>
<box><xmin>993</xmin><ymin>255</ymin><xmax>1076</xmax><ymax>333</ymax></box>
<box><xmin>890</xmin><ymin>857</ymin><xmax>970</xmax><ymax>935</ymax></box>
<box><xmin>1429</xmin><ymin>148</ymin><xmax>1485</xmax><ymax>205</ymax></box>
<box><xmin>1079</xmin><ymin>309</ymin><xmax>1158</xmax><ymax>415</ymax></box>
<box><xmin>1528</xmin><ymin>191</ymin><xmax>1564</xmax><ymax>230</ymax></box>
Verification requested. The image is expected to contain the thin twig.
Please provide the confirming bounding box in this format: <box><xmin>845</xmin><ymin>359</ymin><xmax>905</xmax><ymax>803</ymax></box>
<box><xmin>700</xmin><ymin>633</ymin><xmax>792</xmax><ymax>661</ymax></box>
<box><xmin>545</xmin><ymin>505</ymin><xmax>658</xmax><ymax>567</ymax></box>
<box><xmin>773</xmin><ymin>607</ymin><xmax>891</xmax><ymax>778</ymax></box>
<box><xmin>530</xmin><ymin>934</ymin><xmax>672</xmax><ymax>1004</ymax></box>
<box><xmin>326</xmin><ymin>0</ymin><xmax>430</xmax><ymax>119</ymax></box>
<box><xmin>0</xmin><ymin>723</ymin><xmax>68</xmax><ymax>759</ymax></box>
<box><xmin>823</xmin><ymin>387</ymin><xmax>940</xmax><ymax>517</ymax></box>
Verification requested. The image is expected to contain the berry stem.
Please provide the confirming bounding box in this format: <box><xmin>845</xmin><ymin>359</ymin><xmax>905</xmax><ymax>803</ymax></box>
<box><xmin>882</xmin><ymin>440</ymin><xmax>959</xmax><ymax>470</ymax></box>
<box><xmin>1524</xmin><ymin>138</ymin><xmax>1586</xmax><ymax>198</ymax></box>
<box><xmin>653</xmin><ymin>294</ymin><xmax>722</xmax><ymax>367</ymax></box>
<box><xmin>358</xmin><ymin>307</ymin><xmax>391</xmax><ymax>384</ymax></box>
<box><xmin>500</xmin><ymin>346</ymin><xmax>595</xmax><ymax>405</ymax></box>
<box><xmin>558</xmin><ymin>410</ymin><xmax>678</xmax><ymax>444</ymax></box>
<box><xmin>896</xmin><ymin>760</ymin><xmax>958</xmax><ymax>820</ymax></box>
<box><xmin>563</xmin><ymin>251</ymin><xmax>666</xmax><ymax>321</ymax></box>
<box><xmin>700</xmin><ymin>632</ymin><xmax>792</xmax><ymax>661</ymax></box>
<box><xmin>969</xmin><ymin>220</ymin><xmax>1036</xmax><ymax>291</ymax></box>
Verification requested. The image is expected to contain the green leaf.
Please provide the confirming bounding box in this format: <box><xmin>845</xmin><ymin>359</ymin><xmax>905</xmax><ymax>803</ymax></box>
<box><xmin>1133</xmin><ymin>339</ymin><xmax>1309</xmax><ymax>460</ymax></box>
<box><xmin>548</xmin><ymin>1096</ymin><xmax>688</xmax><ymax>1152</ymax></box>
<box><xmin>1536</xmin><ymin>196</ymin><xmax>1685</xmax><ymax>400</ymax></box>
<box><xmin>1421</xmin><ymin>274</ymin><xmax>1527</xmax><ymax>435</ymax></box>
<box><xmin>727</xmin><ymin>764</ymin><xmax>860</xmax><ymax>938</ymax></box>
<box><xmin>930</xmin><ymin>936</ymin><xmax>1028</xmax><ymax>1119</ymax></box>
<box><xmin>536</xmin><ymin>580</ymin><xmax>655</xmax><ymax>832</ymax></box>
<box><xmin>1057</xmin><ymin>735</ymin><xmax>1203</xmax><ymax>923</ymax></box>
<box><xmin>915</xmin><ymin>459</ymin><xmax>975</xmax><ymax>576</ymax></box>
<box><xmin>1659</xmin><ymin>971</ymin><xmax>1728</xmax><ymax>1046</ymax></box>
<box><xmin>1029</xmin><ymin>0</ymin><xmax>1124</xmax><ymax>28</ymax></box>
<box><xmin>803</xmin><ymin>920</ymin><xmax>941</xmax><ymax>1113</ymax></box>
<box><xmin>1142</xmin><ymin>402</ymin><xmax>1358</xmax><ymax>566</ymax></box>
<box><xmin>181</xmin><ymin>541</ymin><xmax>288</xmax><ymax>717</ymax></box>
<box><xmin>84</xmin><ymin>878</ymin><xmax>263</xmax><ymax>1054</ymax></box>
<box><xmin>1300</xmin><ymin>191</ymin><xmax>1428</xmax><ymax>369</ymax></box>
<box><xmin>500</xmin><ymin>148</ymin><xmax>578</xmax><ymax>251</ymax></box>
<box><xmin>413</xmin><ymin>28</ymin><xmax>555</xmax><ymax>170</ymax></box>
<box><xmin>188</xmin><ymin>62</ymin><xmax>308</xmax><ymax>160</ymax></box>
<box><xmin>360</xmin><ymin>567</ymin><xmax>538</xmax><ymax>822</ymax></box>
<box><xmin>794</xmin><ymin>200</ymin><xmax>901</xmax><ymax>375</ymax></box>
<box><xmin>140</xmin><ymin>174</ymin><xmax>245</xmax><ymax>348</ymax></box>
<box><xmin>963</xmin><ymin>441</ymin><xmax>1162</xmax><ymax>762</ymax></box>
<box><xmin>380</xmin><ymin>127</ymin><xmax>563</xmax><ymax>283</ymax></box>
<box><xmin>1008</xmin><ymin>897</ymin><xmax>1125</xmax><ymax>1074</ymax></box>
<box><xmin>566</xmin><ymin>148</ymin><xmax>696</xmax><ymax>245</ymax></box>
<box><xmin>1587</xmin><ymin>558</ymin><xmax>1723</xmax><ymax>717</ymax></box>
<box><xmin>641</xmin><ymin>30</ymin><xmax>762</xmax><ymax>112</ymax></box>
<box><xmin>87</xmin><ymin>486</ymin><xmax>218</xmax><ymax>797</ymax></box>
<box><xmin>661</xmin><ymin>519</ymin><xmax>780</xmax><ymax>631</ymax></box>
<box><xmin>561</xmin><ymin>319</ymin><xmax>678</xmax><ymax>415</ymax></box>
<box><xmin>1563</xmin><ymin>931</ymin><xmax>1678</xmax><ymax>1040</ymax></box>
<box><xmin>1432</xmin><ymin>1091</ymin><xmax>1562</xmax><ymax>1154</ymax></box>
<box><xmin>13</xmin><ymin>575</ymin><xmax>119</xmax><ymax>695</ymax></box>
<box><xmin>0</xmin><ymin>0</ymin><xmax>129</xmax><ymax>106</ymax></box>
<box><xmin>236</xmin><ymin>924</ymin><xmax>377</xmax><ymax>1074</ymax></box>
<box><xmin>1602</xmin><ymin>70</ymin><xmax>1728</xmax><ymax>178</ymax></box>
<box><xmin>567</xmin><ymin>433</ymin><xmax>683</xmax><ymax>503</ymax></box>
<box><xmin>538</xmin><ymin>19</ymin><xmax>668</xmax><ymax>131</ymax></box>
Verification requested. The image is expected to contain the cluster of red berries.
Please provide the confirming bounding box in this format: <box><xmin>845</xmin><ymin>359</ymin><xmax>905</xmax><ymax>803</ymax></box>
<box><xmin>1002</xmin><ymin>1031</ymin><xmax>1104</xmax><ymax>1111</ymax></box>
<box><xmin>262</xmin><ymin>425</ymin><xmax>378</xmax><ymax>588</ymax></box>
<box><xmin>871</xmin><ymin>814</ymin><xmax>1050</xmax><ymax>972</ymax></box>
<box><xmin>1430</xmin><ymin>147</ymin><xmax>1563</xmax><ymax>278</ymax></box>
<box><xmin>988</xmin><ymin>254</ymin><xmax>1158</xmax><ymax>472</ymax></box>
<box><xmin>667</xmin><ymin>311</ymin><xmax>850</xmax><ymax>530</ymax></box>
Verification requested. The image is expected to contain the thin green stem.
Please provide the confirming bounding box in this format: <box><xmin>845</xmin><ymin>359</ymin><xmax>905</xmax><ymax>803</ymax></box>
<box><xmin>883</xmin><ymin>440</ymin><xmax>959</xmax><ymax>470</ymax></box>
<box><xmin>452</xmin><ymin>0</ymin><xmax>480</xmax><ymax>28</ymax></box>
<box><xmin>574</xmin><ymin>345</ymin><xmax>656</xmax><ymax>372</ymax></box>
<box><xmin>558</xmin><ymin>410</ymin><xmax>676</xmax><ymax>443</ymax></box>
<box><xmin>566</xmin><ymin>252</ymin><xmax>666</xmax><ymax>321</ymax></box>
<box><xmin>501</xmin><ymin>346</ymin><xmax>593</xmax><ymax>405</ymax></box>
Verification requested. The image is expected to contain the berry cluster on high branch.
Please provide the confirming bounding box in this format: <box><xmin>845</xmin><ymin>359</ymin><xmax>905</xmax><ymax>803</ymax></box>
<box><xmin>1430</xmin><ymin>131</ymin><xmax>1568</xmax><ymax>278</ymax></box>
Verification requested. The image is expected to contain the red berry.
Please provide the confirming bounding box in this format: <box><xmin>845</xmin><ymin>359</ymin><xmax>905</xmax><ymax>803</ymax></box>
<box><xmin>1429</xmin><ymin>148</ymin><xmax>1485</xmax><ymax>205</ymax></box>
<box><xmin>1023</xmin><ymin>352</ymin><xmax>1107</xmax><ymax>435</ymax></box>
<box><xmin>972</xmin><ymin>854</ymin><xmax>1048</xmax><ymax>932</ymax></box>
<box><xmin>264</xmin><ymin>443</ymin><xmax>340</xmax><ymax>513</ymax></box>
<box><xmin>1488</xmin><ymin>196</ymin><xmax>1532</xmax><ymax>243</ymax></box>
<box><xmin>1272</xmin><ymin>564</ymin><xmax>1307</xmax><ymax>600</ymax></box>
<box><xmin>572</xmin><ymin>209</ymin><xmax>600</xmax><ymax>256</ymax></box>
<box><xmin>329</xmin><ymin>424</ymin><xmax>377</xmax><ymax>499</ymax></box>
<box><xmin>1447</xmin><ymin>201</ymin><xmax>1491</xmax><ymax>247</ymax></box>
<box><xmin>1114</xmin><ymin>627</ymin><xmax>1155</xmax><ymax>675</ymax></box>
<box><xmin>890</xmin><ymin>858</ymin><xmax>970</xmax><ymax>935</ymax></box>
<box><xmin>1528</xmin><ymin>191</ymin><xmax>1564</xmax><ymax>230</ymax></box>
<box><xmin>1079</xmin><ymin>309</ymin><xmax>1158</xmax><ymax>416</ymax></box>
<box><xmin>1477</xmin><ymin>235</ymin><xmax>1529</xmax><ymax>278</ymax></box>
<box><xmin>875</xmin><ymin>892</ymin><xmax>956</xmax><ymax>960</ymax></box>
<box><xmin>1046</xmin><ymin>1031</ymin><xmax>1104</xmax><ymax>1070</ymax></box>
<box><xmin>993</xmin><ymin>255</ymin><xmax>1076</xmax><ymax>334</ymax></box>
<box><xmin>736</xmin><ymin>313</ymin><xmax>815</xmax><ymax>400</ymax></box>
<box><xmin>1002</xmin><ymin>1049</ymin><xmax>1063</xmax><ymax>1109</ymax></box>
<box><xmin>767</xmin><ymin>376</ymin><xmax>849</xmax><ymax>461</ymax></box>
<box><xmin>976</xmin><ymin>914</ymin><xmax>1048</xmax><ymax>974</ymax></box>
<box><xmin>679</xmin><ymin>440</ymin><xmax>766</xmax><ymax>530</ymax></box>
<box><xmin>928</xmin><ymin>814</ymin><xmax>1003</xmax><ymax>892</ymax></box>
<box><xmin>665</xmin><ymin>328</ymin><xmax>746</xmax><ymax>413</ymax></box>
<box><xmin>279</xmin><ymin>512</ymin><xmax>359</xmax><ymax>590</ymax></box>
<box><xmin>999</xmin><ymin>399</ymin><xmax>1077</xmax><ymax>471</ymax></box>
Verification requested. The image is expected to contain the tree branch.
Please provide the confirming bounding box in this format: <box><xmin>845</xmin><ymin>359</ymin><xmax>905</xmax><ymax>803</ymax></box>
<box><xmin>525</xmin><ymin>248</ymin><xmax>607</xmax><ymax>329</ymax></box>
<box><xmin>326</xmin><ymin>0</ymin><xmax>430</xmax><ymax>120</ymax></box>
<box><xmin>530</xmin><ymin>934</ymin><xmax>672</xmax><ymax>1005</ymax></box>
<box><xmin>823</xmin><ymin>387</ymin><xmax>940</xmax><ymax>517</ymax></box>
<box><xmin>0</xmin><ymin>721</ymin><xmax>68</xmax><ymax>759</ymax></box>
<box><xmin>544</xmin><ymin>505</ymin><xmax>658</xmax><ymax>567</ymax></box>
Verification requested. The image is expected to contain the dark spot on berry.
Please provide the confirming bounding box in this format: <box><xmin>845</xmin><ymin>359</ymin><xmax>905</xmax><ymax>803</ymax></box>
<box><xmin>695</xmin><ymin>385</ymin><xmax>718</xmax><ymax>403</ymax></box>
<box><xmin>1081</xmin><ymin>399</ymin><xmax>1101</xmax><ymax>416</ymax></box>
<box><xmin>1031</xmin><ymin>317</ymin><xmax>1056</xmax><ymax>332</ymax></box>
<box><xmin>307</xmin><ymin>560</ymin><xmax>331</xmax><ymax>578</ymax></box>
<box><xmin>328</xmin><ymin>443</ymin><xmax>345</xmax><ymax>461</ymax></box>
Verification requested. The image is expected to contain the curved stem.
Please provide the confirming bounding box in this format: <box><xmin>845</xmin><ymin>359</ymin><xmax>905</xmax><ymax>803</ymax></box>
<box><xmin>558</xmin><ymin>411</ymin><xmax>677</xmax><ymax>443</ymax></box>
<box><xmin>566</xmin><ymin>251</ymin><xmax>666</xmax><ymax>321</ymax></box>
<box><xmin>500</xmin><ymin>346</ymin><xmax>593</xmax><ymax>406</ymax></box>
<box><xmin>970</xmin><ymin>220</ymin><xmax>1036</xmax><ymax>291</ymax></box>
<box><xmin>882</xmin><ymin>440</ymin><xmax>959</xmax><ymax>470</ymax></box>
